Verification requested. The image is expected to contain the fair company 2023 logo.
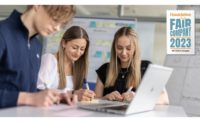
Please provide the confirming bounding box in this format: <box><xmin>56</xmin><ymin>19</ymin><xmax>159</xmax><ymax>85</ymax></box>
<box><xmin>167</xmin><ymin>10</ymin><xmax>195</xmax><ymax>54</ymax></box>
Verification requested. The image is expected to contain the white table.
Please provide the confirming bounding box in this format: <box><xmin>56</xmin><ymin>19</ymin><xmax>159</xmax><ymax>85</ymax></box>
<box><xmin>0</xmin><ymin>104</ymin><xmax>187</xmax><ymax>117</ymax></box>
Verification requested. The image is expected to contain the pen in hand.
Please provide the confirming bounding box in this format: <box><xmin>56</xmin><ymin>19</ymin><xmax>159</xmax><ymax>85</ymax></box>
<box><xmin>127</xmin><ymin>87</ymin><xmax>133</xmax><ymax>92</ymax></box>
<box><xmin>83</xmin><ymin>79</ymin><xmax>90</xmax><ymax>90</ymax></box>
<box><xmin>83</xmin><ymin>79</ymin><xmax>96</xmax><ymax>100</ymax></box>
<box><xmin>122</xmin><ymin>87</ymin><xmax>133</xmax><ymax>102</ymax></box>
<box><xmin>43</xmin><ymin>82</ymin><xmax>59</xmax><ymax>105</ymax></box>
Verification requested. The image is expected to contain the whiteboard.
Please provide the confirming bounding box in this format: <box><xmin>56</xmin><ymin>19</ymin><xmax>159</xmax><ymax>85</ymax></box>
<box><xmin>44</xmin><ymin>17</ymin><xmax>155</xmax><ymax>83</ymax></box>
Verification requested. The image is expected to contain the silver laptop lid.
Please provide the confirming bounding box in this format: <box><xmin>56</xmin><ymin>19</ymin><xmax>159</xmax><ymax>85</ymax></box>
<box><xmin>125</xmin><ymin>64</ymin><xmax>173</xmax><ymax>114</ymax></box>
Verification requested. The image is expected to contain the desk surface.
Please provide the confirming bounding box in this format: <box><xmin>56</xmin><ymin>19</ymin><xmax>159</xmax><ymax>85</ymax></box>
<box><xmin>0</xmin><ymin>104</ymin><xmax>187</xmax><ymax>117</ymax></box>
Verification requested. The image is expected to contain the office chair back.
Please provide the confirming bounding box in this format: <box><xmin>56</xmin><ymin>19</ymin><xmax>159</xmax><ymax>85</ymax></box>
<box><xmin>141</xmin><ymin>60</ymin><xmax>152</xmax><ymax>79</ymax></box>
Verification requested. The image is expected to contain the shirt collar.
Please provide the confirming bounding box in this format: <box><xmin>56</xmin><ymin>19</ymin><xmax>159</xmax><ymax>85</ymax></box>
<box><xmin>8</xmin><ymin>10</ymin><xmax>38</xmax><ymax>40</ymax></box>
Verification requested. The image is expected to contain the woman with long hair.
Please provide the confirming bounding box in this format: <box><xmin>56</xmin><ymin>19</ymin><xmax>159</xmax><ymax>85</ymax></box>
<box><xmin>37</xmin><ymin>26</ymin><xmax>95</xmax><ymax>101</ymax></box>
<box><xmin>95</xmin><ymin>26</ymin><xmax>168</xmax><ymax>104</ymax></box>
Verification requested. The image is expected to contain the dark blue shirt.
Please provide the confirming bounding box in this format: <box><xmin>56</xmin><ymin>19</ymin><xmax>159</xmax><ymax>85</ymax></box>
<box><xmin>0</xmin><ymin>10</ymin><xmax>42</xmax><ymax>108</ymax></box>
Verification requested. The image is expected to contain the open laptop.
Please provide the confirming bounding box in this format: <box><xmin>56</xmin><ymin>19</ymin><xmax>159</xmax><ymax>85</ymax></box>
<box><xmin>77</xmin><ymin>64</ymin><xmax>173</xmax><ymax>115</ymax></box>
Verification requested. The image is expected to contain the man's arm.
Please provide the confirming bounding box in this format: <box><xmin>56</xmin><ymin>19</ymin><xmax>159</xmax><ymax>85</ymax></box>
<box><xmin>0</xmin><ymin>32</ymin><xmax>5</xmax><ymax>59</ymax></box>
<box><xmin>0</xmin><ymin>91</ymin><xmax>19</xmax><ymax>108</ymax></box>
<box><xmin>0</xmin><ymin>32</ymin><xmax>19</xmax><ymax>108</ymax></box>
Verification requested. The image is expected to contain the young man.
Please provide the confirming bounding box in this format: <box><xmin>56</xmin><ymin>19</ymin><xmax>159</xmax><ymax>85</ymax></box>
<box><xmin>0</xmin><ymin>5</ymin><xmax>76</xmax><ymax>108</ymax></box>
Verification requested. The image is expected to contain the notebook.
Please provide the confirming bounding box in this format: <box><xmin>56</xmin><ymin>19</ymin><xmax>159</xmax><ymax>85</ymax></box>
<box><xmin>77</xmin><ymin>64</ymin><xmax>173</xmax><ymax>115</ymax></box>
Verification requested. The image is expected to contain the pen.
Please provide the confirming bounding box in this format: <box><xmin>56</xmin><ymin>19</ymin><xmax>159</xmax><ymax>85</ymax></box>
<box><xmin>83</xmin><ymin>79</ymin><xmax>95</xmax><ymax>101</ymax></box>
<box><xmin>122</xmin><ymin>86</ymin><xmax>134</xmax><ymax>102</ymax></box>
<box><xmin>83</xmin><ymin>79</ymin><xmax>90</xmax><ymax>90</ymax></box>
<box><xmin>127</xmin><ymin>86</ymin><xmax>133</xmax><ymax>92</ymax></box>
<box><xmin>43</xmin><ymin>82</ymin><xmax>59</xmax><ymax>105</ymax></box>
<box><xmin>43</xmin><ymin>82</ymin><xmax>48</xmax><ymax>90</ymax></box>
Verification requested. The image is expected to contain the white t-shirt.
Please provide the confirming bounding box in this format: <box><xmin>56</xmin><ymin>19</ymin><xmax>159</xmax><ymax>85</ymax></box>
<box><xmin>37</xmin><ymin>53</ymin><xmax>73</xmax><ymax>91</ymax></box>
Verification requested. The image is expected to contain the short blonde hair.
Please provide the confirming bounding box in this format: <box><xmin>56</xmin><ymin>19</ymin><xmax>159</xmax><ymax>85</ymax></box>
<box><xmin>27</xmin><ymin>5</ymin><xmax>76</xmax><ymax>25</ymax></box>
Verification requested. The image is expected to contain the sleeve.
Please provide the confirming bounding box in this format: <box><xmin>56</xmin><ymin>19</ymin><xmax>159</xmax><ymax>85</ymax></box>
<box><xmin>37</xmin><ymin>54</ymin><xmax>57</xmax><ymax>90</ymax></box>
<box><xmin>0</xmin><ymin>32</ymin><xmax>5</xmax><ymax>59</ymax></box>
<box><xmin>0</xmin><ymin>32</ymin><xmax>19</xmax><ymax>108</ymax></box>
<box><xmin>96</xmin><ymin>63</ymin><xmax>109</xmax><ymax>85</ymax></box>
<box><xmin>0</xmin><ymin>86</ymin><xmax>19</xmax><ymax>108</ymax></box>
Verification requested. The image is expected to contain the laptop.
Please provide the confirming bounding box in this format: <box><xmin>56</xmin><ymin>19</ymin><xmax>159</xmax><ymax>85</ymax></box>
<box><xmin>77</xmin><ymin>64</ymin><xmax>173</xmax><ymax>115</ymax></box>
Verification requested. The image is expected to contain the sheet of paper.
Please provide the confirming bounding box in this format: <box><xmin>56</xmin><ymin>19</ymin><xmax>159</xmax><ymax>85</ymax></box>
<box><xmin>44</xmin><ymin>104</ymin><xmax>77</xmax><ymax>112</ymax></box>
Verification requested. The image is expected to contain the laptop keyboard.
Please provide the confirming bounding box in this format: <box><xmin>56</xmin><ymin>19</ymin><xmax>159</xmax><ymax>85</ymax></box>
<box><xmin>102</xmin><ymin>105</ymin><xmax>128</xmax><ymax>111</ymax></box>
<box><xmin>77</xmin><ymin>99</ymin><xmax>129</xmax><ymax>108</ymax></box>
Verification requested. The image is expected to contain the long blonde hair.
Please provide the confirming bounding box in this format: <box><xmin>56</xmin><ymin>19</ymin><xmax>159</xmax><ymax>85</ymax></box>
<box><xmin>57</xmin><ymin>26</ymin><xmax>89</xmax><ymax>90</ymax></box>
<box><xmin>105</xmin><ymin>27</ymin><xmax>141</xmax><ymax>89</ymax></box>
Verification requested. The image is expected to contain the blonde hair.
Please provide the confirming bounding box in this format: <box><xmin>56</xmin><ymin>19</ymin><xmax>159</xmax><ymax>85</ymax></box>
<box><xmin>27</xmin><ymin>5</ymin><xmax>76</xmax><ymax>26</ymax></box>
<box><xmin>105</xmin><ymin>27</ymin><xmax>141</xmax><ymax>89</ymax></box>
<box><xmin>57</xmin><ymin>26</ymin><xmax>89</xmax><ymax>90</ymax></box>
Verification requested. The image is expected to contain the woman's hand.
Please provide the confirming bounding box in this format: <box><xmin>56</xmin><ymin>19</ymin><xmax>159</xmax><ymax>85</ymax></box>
<box><xmin>74</xmin><ymin>89</ymin><xmax>96</xmax><ymax>101</ymax></box>
<box><xmin>104</xmin><ymin>91</ymin><xmax>123</xmax><ymax>101</ymax></box>
<box><xmin>156</xmin><ymin>90</ymin><xmax>169</xmax><ymax>105</ymax></box>
<box><xmin>121</xmin><ymin>91</ymin><xmax>135</xmax><ymax>102</ymax></box>
<box><xmin>59</xmin><ymin>92</ymin><xmax>73</xmax><ymax>105</ymax></box>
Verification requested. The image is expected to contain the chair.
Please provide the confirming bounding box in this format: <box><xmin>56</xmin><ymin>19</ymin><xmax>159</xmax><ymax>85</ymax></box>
<box><xmin>141</xmin><ymin>60</ymin><xmax>152</xmax><ymax>79</ymax></box>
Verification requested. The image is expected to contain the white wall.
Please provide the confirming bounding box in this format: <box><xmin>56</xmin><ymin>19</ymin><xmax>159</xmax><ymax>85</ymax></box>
<box><xmin>164</xmin><ymin>6</ymin><xmax>200</xmax><ymax>116</ymax></box>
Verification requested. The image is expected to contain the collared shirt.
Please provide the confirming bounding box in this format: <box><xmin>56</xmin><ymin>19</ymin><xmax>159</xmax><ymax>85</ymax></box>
<box><xmin>0</xmin><ymin>10</ymin><xmax>42</xmax><ymax>108</ymax></box>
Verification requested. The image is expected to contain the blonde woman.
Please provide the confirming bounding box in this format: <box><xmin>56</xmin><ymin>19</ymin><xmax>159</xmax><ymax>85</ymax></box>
<box><xmin>95</xmin><ymin>27</ymin><xmax>169</xmax><ymax>104</ymax></box>
<box><xmin>37</xmin><ymin>26</ymin><xmax>95</xmax><ymax>101</ymax></box>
